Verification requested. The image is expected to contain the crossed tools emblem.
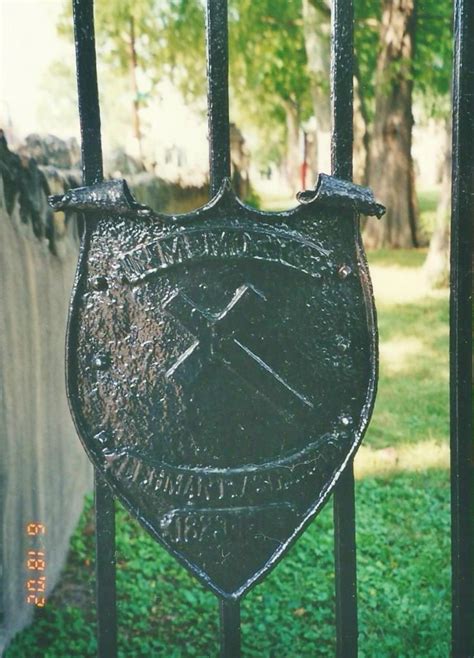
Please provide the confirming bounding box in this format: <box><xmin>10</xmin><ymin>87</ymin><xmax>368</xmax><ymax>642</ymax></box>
<box><xmin>163</xmin><ymin>284</ymin><xmax>314</xmax><ymax>418</ymax></box>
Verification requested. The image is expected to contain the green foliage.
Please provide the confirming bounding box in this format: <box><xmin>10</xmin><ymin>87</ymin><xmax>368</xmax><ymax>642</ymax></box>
<box><xmin>356</xmin><ymin>471</ymin><xmax>450</xmax><ymax>658</ymax></box>
<box><xmin>242</xmin><ymin>185</ymin><xmax>262</xmax><ymax>209</ymax></box>
<box><xmin>418</xmin><ymin>188</ymin><xmax>441</xmax><ymax>239</ymax></box>
<box><xmin>414</xmin><ymin>0</ymin><xmax>453</xmax><ymax>116</ymax></box>
<box><xmin>6</xmin><ymin>250</ymin><xmax>450</xmax><ymax>657</ymax></box>
<box><xmin>93</xmin><ymin>0</ymin><xmax>156</xmax><ymax>72</ymax></box>
<box><xmin>229</xmin><ymin>0</ymin><xmax>311</xmax><ymax>117</ymax></box>
<box><xmin>6</xmin><ymin>470</ymin><xmax>450</xmax><ymax>657</ymax></box>
<box><xmin>227</xmin><ymin>0</ymin><xmax>312</xmax><ymax>164</ymax></box>
<box><xmin>59</xmin><ymin>0</ymin><xmax>157</xmax><ymax>75</ymax></box>
<box><xmin>53</xmin><ymin>0</ymin><xmax>453</xmax><ymax>164</ymax></box>
<box><xmin>354</xmin><ymin>0</ymin><xmax>382</xmax><ymax>120</ymax></box>
<box><xmin>150</xmin><ymin>0</ymin><xmax>207</xmax><ymax>101</ymax></box>
<box><xmin>354</xmin><ymin>0</ymin><xmax>452</xmax><ymax>121</ymax></box>
<box><xmin>141</xmin><ymin>0</ymin><xmax>313</xmax><ymax>162</ymax></box>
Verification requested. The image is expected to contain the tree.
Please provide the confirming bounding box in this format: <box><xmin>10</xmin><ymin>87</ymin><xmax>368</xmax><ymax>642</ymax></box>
<box><xmin>227</xmin><ymin>0</ymin><xmax>312</xmax><ymax>192</ymax></box>
<box><xmin>151</xmin><ymin>0</ymin><xmax>314</xmax><ymax>192</ymax></box>
<box><xmin>58</xmin><ymin>0</ymin><xmax>160</xmax><ymax>159</ymax></box>
<box><xmin>363</xmin><ymin>0</ymin><xmax>418</xmax><ymax>249</ymax></box>
<box><xmin>354</xmin><ymin>0</ymin><xmax>381</xmax><ymax>183</ymax></box>
<box><xmin>54</xmin><ymin>0</ymin><xmax>452</xmax><ymax>216</ymax></box>
<box><xmin>354</xmin><ymin>0</ymin><xmax>452</xmax><ymax>248</ymax></box>
<box><xmin>416</xmin><ymin>1</ymin><xmax>452</xmax><ymax>281</ymax></box>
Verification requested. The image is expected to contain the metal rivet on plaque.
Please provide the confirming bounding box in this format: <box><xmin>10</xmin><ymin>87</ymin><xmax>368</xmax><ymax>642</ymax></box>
<box><xmin>93</xmin><ymin>353</ymin><xmax>110</xmax><ymax>370</ymax></box>
<box><xmin>337</xmin><ymin>264</ymin><xmax>352</xmax><ymax>279</ymax></box>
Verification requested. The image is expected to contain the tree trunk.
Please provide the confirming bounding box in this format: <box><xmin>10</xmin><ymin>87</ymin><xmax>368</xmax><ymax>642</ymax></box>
<box><xmin>422</xmin><ymin>120</ymin><xmax>451</xmax><ymax>287</ymax></box>
<box><xmin>129</xmin><ymin>16</ymin><xmax>143</xmax><ymax>162</ymax></box>
<box><xmin>364</xmin><ymin>0</ymin><xmax>418</xmax><ymax>249</ymax></box>
<box><xmin>353</xmin><ymin>56</ymin><xmax>370</xmax><ymax>185</ymax></box>
<box><xmin>284</xmin><ymin>100</ymin><xmax>301</xmax><ymax>195</ymax></box>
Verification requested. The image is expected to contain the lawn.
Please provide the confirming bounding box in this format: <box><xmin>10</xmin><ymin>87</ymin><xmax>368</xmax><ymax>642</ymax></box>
<box><xmin>6</xmin><ymin>248</ymin><xmax>450</xmax><ymax>657</ymax></box>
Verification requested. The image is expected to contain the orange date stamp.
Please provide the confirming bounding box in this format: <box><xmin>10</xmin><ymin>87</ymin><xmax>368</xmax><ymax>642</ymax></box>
<box><xmin>25</xmin><ymin>523</ymin><xmax>46</xmax><ymax>607</ymax></box>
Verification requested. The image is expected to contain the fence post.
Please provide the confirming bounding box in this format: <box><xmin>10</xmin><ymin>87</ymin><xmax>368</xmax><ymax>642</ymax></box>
<box><xmin>71</xmin><ymin>1</ymin><xmax>118</xmax><ymax>656</ymax></box>
<box><xmin>204</xmin><ymin>2</ymin><xmax>242</xmax><ymax>654</ymax></box>
<box><xmin>450</xmin><ymin>1</ymin><xmax>474</xmax><ymax>656</ymax></box>
<box><xmin>330</xmin><ymin>1</ymin><xmax>358</xmax><ymax>656</ymax></box>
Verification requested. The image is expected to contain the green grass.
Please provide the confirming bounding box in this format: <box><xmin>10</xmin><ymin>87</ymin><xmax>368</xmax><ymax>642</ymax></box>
<box><xmin>366</xmin><ymin>247</ymin><xmax>428</xmax><ymax>268</ymax></box>
<box><xmin>6</xmin><ymin>250</ymin><xmax>450</xmax><ymax>657</ymax></box>
<box><xmin>365</xmin><ymin>277</ymin><xmax>449</xmax><ymax>449</ymax></box>
<box><xmin>418</xmin><ymin>188</ymin><xmax>441</xmax><ymax>242</ymax></box>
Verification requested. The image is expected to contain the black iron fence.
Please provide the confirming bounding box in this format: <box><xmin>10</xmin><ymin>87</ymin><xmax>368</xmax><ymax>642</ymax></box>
<box><xmin>60</xmin><ymin>0</ymin><xmax>473</xmax><ymax>656</ymax></box>
<box><xmin>449</xmin><ymin>1</ymin><xmax>474</xmax><ymax>656</ymax></box>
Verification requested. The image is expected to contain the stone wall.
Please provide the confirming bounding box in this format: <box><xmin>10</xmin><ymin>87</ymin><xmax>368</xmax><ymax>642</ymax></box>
<box><xmin>0</xmin><ymin>132</ymin><xmax>209</xmax><ymax>653</ymax></box>
<box><xmin>129</xmin><ymin>171</ymin><xmax>209</xmax><ymax>214</ymax></box>
<box><xmin>0</xmin><ymin>133</ymin><xmax>91</xmax><ymax>653</ymax></box>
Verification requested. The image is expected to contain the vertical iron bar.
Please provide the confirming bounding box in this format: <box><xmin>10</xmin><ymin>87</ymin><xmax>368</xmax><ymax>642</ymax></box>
<box><xmin>331</xmin><ymin>0</ymin><xmax>353</xmax><ymax>181</ymax></box>
<box><xmin>330</xmin><ymin>1</ymin><xmax>358</xmax><ymax>657</ymax></box>
<box><xmin>219</xmin><ymin>599</ymin><xmax>241</xmax><ymax>658</ymax></box>
<box><xmin>450</xmin><ymin>1</ymin><xmax>474</xmax><ymax>656</ymax></box>
<box><xmin>333</xmin><ymin>468</ymin><xmax>358</xmax><ymax>656</ymax></box>
<box><xmin>206</xmin><ymin>2</ymin><xmax>240</xmax><ymax>651</ymax></box>
<box><xmin>72</xmin><ymin>2</ymin><xmax>117</xmax><ymax>656</ymax></box>
<box><xmin>94</xmin><ymin>473</ymin><xmax>118</xmax><ymax>657</ymax></box>
<box><xmin>205</xmin><ymin>0</ymin><xmax>231</xmax><ymax>196</ymax></box>
<box><xmin>72</xmin><ymin>0</ymin><xmax>103</xmax><ymax>185</ymax></box>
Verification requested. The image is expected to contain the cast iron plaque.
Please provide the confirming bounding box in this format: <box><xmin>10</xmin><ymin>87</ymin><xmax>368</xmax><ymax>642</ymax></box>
<box><xmin>51</xmin><ymin>175</ymin><xmax>384</xmax><ymax>600</ymax></box>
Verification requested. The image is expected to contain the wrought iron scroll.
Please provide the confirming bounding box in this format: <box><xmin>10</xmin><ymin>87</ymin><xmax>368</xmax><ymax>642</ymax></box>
<box><xmin>331</xmin><ymin>1</ymin><xmax>359</xmax><ymax>657</ymax></box>
<box><xmin>71</xmin><ymin>1</ymin><xmax>118</xmax><ymax>656</ymax></box>
<box><xmin>450</xmin><ymin>1</ymin><xmax>474</xmax><ymax>656</ymax></box>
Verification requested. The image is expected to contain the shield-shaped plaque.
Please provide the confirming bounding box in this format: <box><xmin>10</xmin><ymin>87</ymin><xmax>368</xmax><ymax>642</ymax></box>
<box><xmin>51</xmin><ymin>174</ymin><xmax>384</xmax><ymax>600</ymax></box>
